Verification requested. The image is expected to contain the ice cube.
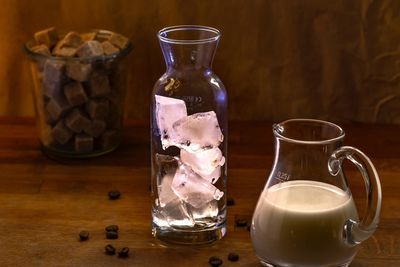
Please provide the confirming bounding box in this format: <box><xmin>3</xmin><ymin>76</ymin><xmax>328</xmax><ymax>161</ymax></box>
<box><xmin>159</xmin><ymin>198</ymin><xmax>195</xmax><ymax>228</ymax></box>
<box><xmin>170</xmin><ymin>111</ymin><xmax>223</xmax><ymax>152</ymax></box>
<box><xmin>158</xmin><ymin>173</ymin><xmax>177</xmax><ymax>207</ymax></box>
<box><xmin>155</xmin><ymin>154</ymin><xmax>179</xmax><ymax>207</ymax></box>
<box><xmin>155</xmin><ymin>95</ymin><xmax>187</xmax><ymax>149</ymax></box>
<box><xmin>155</xmin><ymin>154</ymin><xmax>179</xmax><ymax>176</ymax></box>
<box><xmin>180</xmin><ymin>148</ymin><xmax>225</xmax><ymax>183</ymax></box>
<box><xmin>197</xmin><ymin>166</ymin><xmax>222</xmax><ymax>184</ymax></box>
<box><xmin>191</xmin><ymin>200</ymin><xmax>219</xmax><ymax>219</ymax></box>
<box><xmin>171</xmin><ymin>163</ymin><xmax>224</xmax><ymax>208</ymax></box>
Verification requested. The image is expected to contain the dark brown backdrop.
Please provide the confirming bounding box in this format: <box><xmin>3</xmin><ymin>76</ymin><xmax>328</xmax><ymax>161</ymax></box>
<box><xmin>1</xmin><ymin>0</ymin><xmax>399</xmax><ymax>123</ymax></box>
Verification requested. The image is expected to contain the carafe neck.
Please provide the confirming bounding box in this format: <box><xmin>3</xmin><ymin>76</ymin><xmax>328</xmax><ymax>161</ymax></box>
<box><xmin>158</xmin><ymin>25</ymin><xmax>220</xmax><ymax>71</ymax></box>
<box><xmin>160</xmin><ymin>41</ymin><xmax>218</xmax><ymax>71</ymax></box>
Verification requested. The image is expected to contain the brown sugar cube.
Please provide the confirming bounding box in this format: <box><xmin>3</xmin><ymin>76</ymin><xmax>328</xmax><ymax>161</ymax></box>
<box><xmin>102</xmin><ymin>41</ymin><xmax>119</xmax><ymax>55</ymax></box>
<box><xmin>66</xmin><ymin>62</ymin><xmax>92</xmax><ymax>82</ymax></box>
<box><xmin>31</xmin><ymin>45</ymin><xmax>51</xmax><ymax>71</ymax></box>
<box><xmin>108</xmin><ymin>33</ymin><xmax>129</xmax><ymax>49</ymax></box>
<box><xmin>62</xmin><ymin>32</ymin><xmax>83</xmax><ymax>48</ymax></box>
<box><xmin>31</xmin><ymin>44</ymin><xmax>51</xmax><ymax>56</ymax></box>
<box><xmin>85</xmin><ymin>120</ymin><xmax>106</xmax><ymax>137</ymax></box>
<box><xmin>64</xmin><ymin>81</ymin><xmax>88</xmax><ymax>106</ymax></box>
<box><xmin>34</xmin><ymin>27</ymin><xmax>59</xmax><ymax>48</ymax></box>
<box><xmin>81</xmin><ymin>32</ymin><xmax>97</xmax><ymax>42</ymax></box>
<box><xmin>52</xmin><ymin>32</ymin><xmax>83</xmax><ymax>57</ymax></box>
<box><xmin>53</xmin><ymin>46</ymin><xmax>77</xmax><ymax>57</ymax></box>
<box><xmin>44</xmin><ymin>109</ymin><xmax>57</xmax><ymax>125</ymax></box>
<box><xmin>99</xmin><ymin>130</ymin><xmax>120</xmax><ymax>149</ymax></box>
<box><xmin>86</xmin><ymin>98</ymin><xmax>109</xmax><ymax>120</ymax></box>
<box><xmin>51</xmin><ymin>120</ymin><xmax>73</xmax><ymax>145</ymax></box>
<box><xmin>42</xmin><ymin>60</ymin><xmax>65</xmax><ymax>97</ymax></box>
<box><xmin>42</xmin><ymin>82</ymin><xmax>61</xmax><ymax>100</ymax></box>
<box><xmin>75</xmin><ymin>134</ymin><xmax>93</xmax><ymax>152</ymax></box>
<box><xmin>43</xmin><ymin>58</ymin><xmax>65</xmax><ymax>72</ymax></box>
<box><xmin>76</xmin><ymin>40</ymin><xmax>104</xmax><ymax>57</ymax></box>
<box><xmin>43</xmin><ymin>60</ymin><xmax>65</xmax><ymax>83</ymax></box>
<box><xmin>65</xmin><ymin>109</ymin><xmax>91</xmax><ymax>133</ymax></box>
<box><xmin>88</xmin><ymin>73</ymin><xmax>111</xmax><ymax>97</ymax></box>
<box><xmin>94</xmin><ymin>30</ymin><xmax>112</xmax><ymax>42</ymax></box>
<box><xmin>46</xmin><ymin>95</ymin><xmax>71</xmax><ymax>121</ymax></box>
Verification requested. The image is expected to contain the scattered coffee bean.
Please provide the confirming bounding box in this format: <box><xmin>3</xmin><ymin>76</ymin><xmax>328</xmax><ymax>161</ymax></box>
<box><xmin>105</xmin><ymin>225</ymin><xmax>119</xmax><ymax>232</ymax></box>
<box><xmin>79</xmin><ymin>230</ymin><xmax>89</xmax><ymax>241</ymax></box>
<box><xmin>227</xmin><ymin>197</ymin><xmax>235</xmax><ymax>206</ymax></box>
<box><xmin>108</xmin><ymin>190</ymin><xmax>121</xmax><ymax>200</ymax></box>
<box><xmin>235</xmin><ymin>218</ymin><xmax>248</xmax><ymax>227</ymax></box>
<box><xmin>209</xmin><ymin>256</ymin><xmax>223</xmax><ymax>267</ymax></box>
<box><xmin>228</xmin><ymin>252</ymin><xmax>239</xmax><ymax>262</ymax></box>
<box><xmin>105</xmin><ymin>244</ymin><xmax>116</xmax><ymax>255</ymax></box>
<box><xmin>118</xmin><ymin>247</ymin><xmax>129</xmax><ymax>258</ymax></box>
<box><xmin>106</xmin><ymin>230</ymin><xmax>118</xmax><ymax>239</ymax></box>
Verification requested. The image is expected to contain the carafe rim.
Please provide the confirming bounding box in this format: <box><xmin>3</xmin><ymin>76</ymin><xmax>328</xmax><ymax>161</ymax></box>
<box><xmin>273</xmin><ymin>118</ymin><xmax>345</xmax><ymax>145</ymax></box>
<box><xmin>158</xmin><ymin>25</ymin><xmax>221</xmax><ymax>45</ymax></box>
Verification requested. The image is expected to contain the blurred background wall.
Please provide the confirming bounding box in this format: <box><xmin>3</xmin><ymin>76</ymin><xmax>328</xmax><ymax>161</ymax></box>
<box><xmin>0</xmin><ymin>0</ymin><xmax>399</xmax><ymax>123</ymax></box>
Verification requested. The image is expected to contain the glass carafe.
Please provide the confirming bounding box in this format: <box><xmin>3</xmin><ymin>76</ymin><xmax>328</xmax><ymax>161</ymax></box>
<box><xmin>150</xmin><ymin>25</ymin><xmax>227</xmax><ymax>245</ymax></box>
<box><xmin>251</xmin><ymin>119</ymin><xmax>382</xmax><ymax>267</ymax></box>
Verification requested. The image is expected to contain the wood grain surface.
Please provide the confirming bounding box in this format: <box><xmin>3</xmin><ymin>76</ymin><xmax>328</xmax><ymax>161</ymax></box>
<box><xmin>1</xmin><ymin>0</ymin><xmax>400</xmax><ymax>123</ymax></box>
<box><xmin>0</xmin><ymin>117</ymin><xmax>398</xmax><ymax>266</ymax></box>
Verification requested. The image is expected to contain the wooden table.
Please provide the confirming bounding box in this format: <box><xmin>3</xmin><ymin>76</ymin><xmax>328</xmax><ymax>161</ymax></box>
<box><xmin>0</xmin><ymin>117</ymin><xmax>399</xmax><ymax>267</ymax></box>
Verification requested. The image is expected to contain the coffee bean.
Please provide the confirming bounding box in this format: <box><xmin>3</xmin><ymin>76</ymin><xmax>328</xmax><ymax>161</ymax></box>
<box><xmin>208</xmin><ymin>256</ymin><xmax>223</xmax><ymax>267</ymax></box>
<box><xmin>108</xmin><ymin>190</ymin><xmax>121</xmax><ymax>200</ymax></box>
<box><xmin>105</xmin><ymin>225</ymin><xmax>119</xmax><ymax>232</ymax></box>
<box><xmin>106</xmin><ymin>230</ymin><xmax>118</xmax><ymax>239</ymax></box>
<box><xmin>228</xmin><ymin>252</ymin><xmax>239</xmax><ymax>262</ymax></box>
<box><xmin>118</xmin><ymin>247</ymin><xmax>129</xmax><ymax>258</ymax></box>
<box><xmin>227</xmin><ymin>197</ymin><xmax>235</xmax><ymax>206</ymax></box>
<box><xmin>235</xmin><ymin>218</ymin><xmax>248</xmax><ymax>227</ymax></box>
<box><xmin>105</xmin><ymin>244</ymin><xmax>116</xmax><ymax>255</ymax></box>
<box><xmin>79</xmin><ymin>230</ymin><xmax>89</xmax><ymax>241</ymax></box>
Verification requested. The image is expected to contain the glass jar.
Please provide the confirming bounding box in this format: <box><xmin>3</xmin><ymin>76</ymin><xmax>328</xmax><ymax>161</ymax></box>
<box><xmin>150</xmin><ymin>25</ymin><xmax>228</xmax><ymax>245</ymax></box>
<box><xmin>24</xmin><ymin>29</ymin><xmax>132</xmax><ymax>157</ymax></box>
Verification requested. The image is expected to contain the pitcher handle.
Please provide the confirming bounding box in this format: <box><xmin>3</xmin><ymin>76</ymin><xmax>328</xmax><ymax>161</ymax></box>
<box><xmin>328</xmin><ymin>146</ymin><xmax>382</xmax><ymax>245</ymax></box>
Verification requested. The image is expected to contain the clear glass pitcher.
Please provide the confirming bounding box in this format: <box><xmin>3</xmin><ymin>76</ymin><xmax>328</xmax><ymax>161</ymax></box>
<box><xmin>251</xmin><ymin>119</ymin><xmax>382</xmax><ymax>267</ymax></box>
<box><xmin>150</xmin><ymin>25</ymin><xmax>227</xmax><ymax>245</ymax></box>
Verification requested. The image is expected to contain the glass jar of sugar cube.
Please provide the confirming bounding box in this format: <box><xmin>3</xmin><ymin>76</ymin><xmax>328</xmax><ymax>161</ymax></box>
<box><xmin>151</xmin><ymin>26</ymin><xmax>228</xmax><ymax>245</ymax></box>
<box><xmin>24</xmin><ymin>27</ymin><xmax>132</xmax><ymax>157</ymax></box>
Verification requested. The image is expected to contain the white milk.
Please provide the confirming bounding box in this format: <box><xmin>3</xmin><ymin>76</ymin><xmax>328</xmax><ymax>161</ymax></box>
<box><xmin>251</xmin><ymin>180</ymin><xmax>359</xmax><ymax>267</ymax></box>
